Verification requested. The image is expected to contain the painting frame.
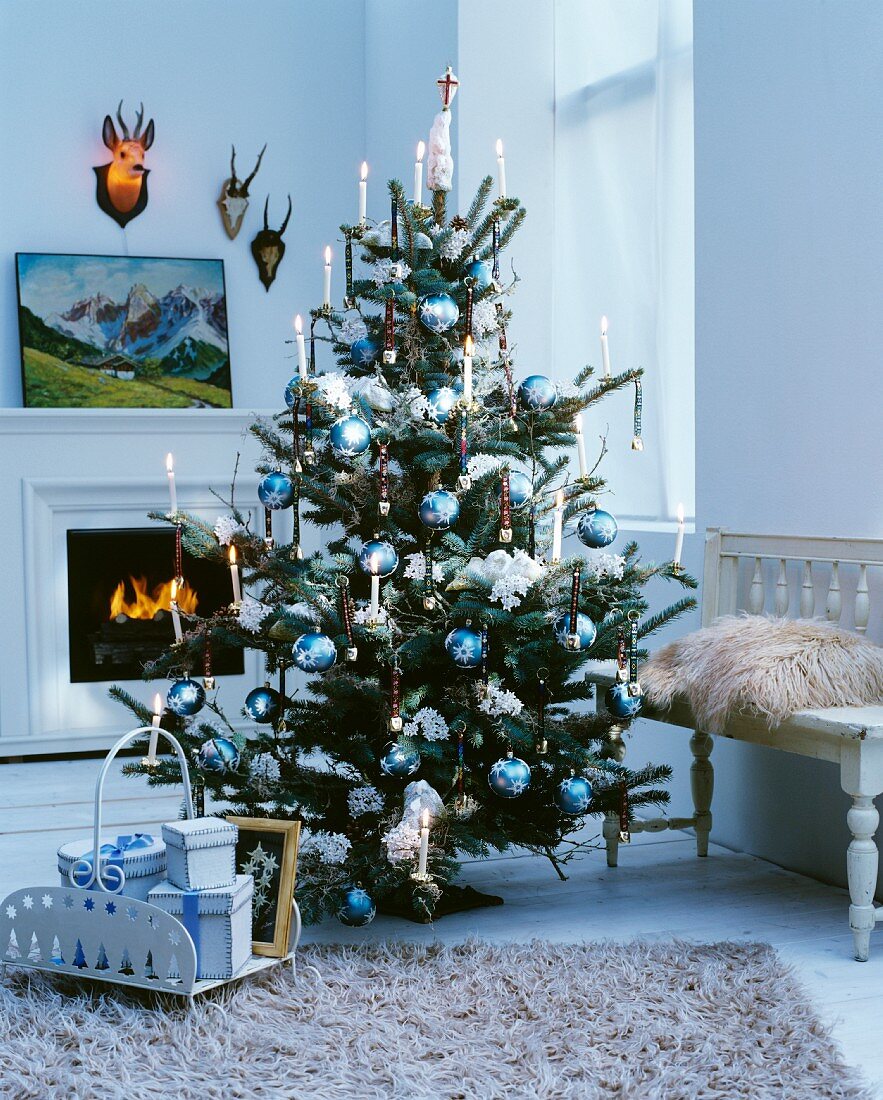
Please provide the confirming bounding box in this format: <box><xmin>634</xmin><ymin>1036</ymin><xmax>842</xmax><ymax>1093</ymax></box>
<box><xmin>226</xmin><ymin>816</ymin><xmax>301</xmax><ymax>958</ymax></box>
<box><xmin>15</xmin><ymin>252</ymin><xmax>232</xmax><ymax>409</ymax></box>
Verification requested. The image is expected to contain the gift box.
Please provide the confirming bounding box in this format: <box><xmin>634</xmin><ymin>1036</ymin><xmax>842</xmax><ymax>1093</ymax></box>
<box><xmin>148</xmin><ymin>874</ymin><xmax>254</xmax><ymax>980</ymax></box>
<box><xmin>57</xmin><ymin>833</ymin><xmax>166</xmax><ymax>901</ymax></box>
<box><xmin>162</xmin><ymin>817</ymin><xmax>238</xmax><ymax>891</ymax></box>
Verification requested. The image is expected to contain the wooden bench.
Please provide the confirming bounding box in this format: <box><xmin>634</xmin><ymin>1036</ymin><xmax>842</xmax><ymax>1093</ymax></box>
<box><xmin>589</xmin><ymin>528</ymin><xmax>883</xmax><ymax>961</ymax></box>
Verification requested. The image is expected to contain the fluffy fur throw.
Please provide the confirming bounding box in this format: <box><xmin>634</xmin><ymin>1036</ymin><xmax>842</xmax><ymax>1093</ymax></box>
<box><xmin>641</xmin><ymin>614</ymin><xmax>883</xmax><ymax>729</ymax></box>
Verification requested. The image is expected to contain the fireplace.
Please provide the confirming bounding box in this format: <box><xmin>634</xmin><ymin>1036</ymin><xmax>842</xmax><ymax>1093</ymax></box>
<box><xmin>67</xmin><ymin>528</ymin><xmax>244</xmax><ymax>683</ymax></box>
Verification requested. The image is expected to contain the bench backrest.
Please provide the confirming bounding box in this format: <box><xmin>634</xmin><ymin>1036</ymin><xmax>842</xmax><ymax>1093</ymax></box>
<box><xmin>702</xmin><ymin>529</ymin><xmax>883</xmax><ymax>638</ymax></box>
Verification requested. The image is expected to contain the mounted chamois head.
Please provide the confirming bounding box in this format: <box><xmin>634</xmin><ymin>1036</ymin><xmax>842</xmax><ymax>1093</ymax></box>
<box><xmin>251</xmin><ymin>195</ymin><xmax>292</xmax><ymax>291</ymax></box>
<box><xmin>95</xmin><ymin>101</ymin><xmax>155</xmax><ymax>228</ymax></box>
<box><xmin>218</xmin><ymin>143</ymin><xmax>267</xmax><ymax>239</ymax></box>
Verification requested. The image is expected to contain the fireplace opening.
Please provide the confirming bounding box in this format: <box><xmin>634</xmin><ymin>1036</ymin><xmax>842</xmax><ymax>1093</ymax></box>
<box><xmin>67</xmin><ymin>528</ymin><xmax>244</xmax><ymax>683</ymax></box>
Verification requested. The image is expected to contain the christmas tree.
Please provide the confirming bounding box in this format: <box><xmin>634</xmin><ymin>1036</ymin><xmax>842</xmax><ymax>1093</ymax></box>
<box><xmin>114</xmin><ymin>69</ymin><xmax>696</xmax><ymax>925</ymax></box>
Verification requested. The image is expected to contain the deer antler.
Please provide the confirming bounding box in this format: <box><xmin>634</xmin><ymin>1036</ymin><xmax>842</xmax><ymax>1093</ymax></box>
<box><xmin>133</xmin><ymin>102</ymin><xmax>145</xmax><ymax>140</ymax></box>
<box><xmin>229</xmin><ymin>145</ymin><xmax>238</xmax><ymax>186</ymax></box>
<box><xmin>242</xmin><ymin>144</ymin><xmax>267</xmax><ymax>193</ymax></box>
<box><xmin>116</xmin><ymin>101</ymin><xmax>130</xmax><ymax>140</ymax></box>
<box><xmin>279</xmin><ymin>194</ymin><xmax>292</xmax><ymax>237</ymax></box>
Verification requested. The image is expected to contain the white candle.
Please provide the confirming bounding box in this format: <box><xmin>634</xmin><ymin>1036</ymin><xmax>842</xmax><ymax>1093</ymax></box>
<box><xmin>229</xmin><ymin>545</ymin><xmax>242</xmax><ymax>605</ymax></box>
<box><xmin>462</xmin><ymin>335</ymin><xmax>474</xmax><ymax>404</ymax></box>
<box><xmin>145</xmin><ymin>692</ymin><xmax>162</xmax><ymax>766</ymax></box>
<box><xmin>294</xmin><ymin>314</ymin><xmax>307</xmax><ymax>380</ymax></box>
<box><xmin>417</xmin><ymin>808</ymin><xmax>430</xmax><ymax>876</ymax></box>
<box><xmin>369</xmin><ymin>552</ymin><xmax>381</xmax><ymax>620</ymax></box>
<box><xmin>673</xmin><ymin>502</ymin><xmax>686</xmax><ymax>568</ymax></box>
<box><xmin>574</xmin><ymin>413</ymin><xmax>588</xmax><ymax>479</ymax></box>
<box><xmin>359</xmin><ymin>162</ymin><xmax>368</xmax><ymax>225</ymax></box>
<box><xmin>551</xmin><ymin>489</ymin><xmax>564</xmax><ymax>563</ymax></box>
<box><xmin>495</xmin><ymin>139</ymin><xmax>507</xmax><ymax>198</ymax></box>
<box><xmin>600</xmin><ymin>316</ymin><xmax>611</xmax><ymax>379</ymax></box>
<box><xmin>323</xmin><ymin>246</ymin><xmax>332</xmax><ymax>309</ymax></box>
<box><xmin>169</xmin><ymin>579</ymin><xmax>183</xmax><ymax>643</ymax></box>
<box><xmin>165</xmin><ymin>452</ymin><xmax>177</xmax><ymax>516</ymax></box>
<box><xmin>413</xmin><ymin>141</ymin><xmax>425</xmax><ymax>205</ymax></box>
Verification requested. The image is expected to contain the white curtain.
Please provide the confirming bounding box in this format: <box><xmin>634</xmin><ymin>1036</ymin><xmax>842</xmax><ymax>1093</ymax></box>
<box><xmin>553</xmin><ymin>0</ymin><xmax>694</xmax><ymax>523</ymax></box>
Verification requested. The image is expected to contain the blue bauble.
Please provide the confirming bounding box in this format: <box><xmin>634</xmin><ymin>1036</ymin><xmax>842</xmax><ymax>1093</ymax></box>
<box><xmin>518</xmin><ymin>375</ymin><xmax>557</xmax><ymax>412</ymax></box>
<box><xmin>350</xmin><ymin>337</ymin><xmax>381</xmax><ymax>368</ymax></box>
<box><xmin>464</xmin><ymin>258</ymin><xmax>493</xmax><ymax>291</ymax></box>
<box><xmin>552</xmin><ymin>612</ymin><xmax>597</xmax><ymax>652</ymax></box>
<box><xmin>577</xmin><ymin>508</ymin><xmax>618</xmax><ymax>548</ymax></box>
<box><xmin>418</xmin><ymin>292</ymin><xmax>460</xmax><ymax>334</ymax></box>
<box><xmin>258</xmin><ymin>471</ymin><xmax>295</xmax><ymax>510</ymax></box>
<box><xmin>244</xmin><ymin>685</ymin><xmax>282</xmax><ymax>725</ymax></box>
<box><xmin>284</xmin><ymin>376</ymin><xmax>301</xmax><ymax>410</ymax></box>
<box><xmin>166</xmin><ymin>676</ymin><xmax>206</xmax><ymax>717</ymax></box>
<box><xmin>606</xmin><ymin>681</ymin><xmax>644</xmax><ymax>719</ymax></box>
<box><xmin>196</xmin><ymin>736</ymin><xmax>241</xmax><ymax>774</ymax></box>
<box><xmin>419</xmin><ymin>489</ymin><xmax>460</xmax><ymax>531</ymax></box>
<box><xmin>426</xmin><ymin>386</ymin><xmax>459</xmax><ymax>425</ymax></box>
<box><xmin>556</xmin><ymin>774</ymin><xmax>594</xmax><ymax>815</ymax></box>
<box><xmin>379</xmin><ymin>741</ymin><xmax>421</xmax><ymax>777</ymax></box>
<box><xmin>337</xmin><ymin>885</ymin><xmax>377</xmax><ymax>927</ymax></box>
<box><xmin>292</xmin><ymin>632</ymin><xmax>337</xmax><ymax>673</ymax></box>
<box><xmin>358</xmin><ymin>538</ymin><xmax>399</xmax><ymax>577</ymax></box>
<box><xmin>488</xmin><ymin>755</ymin><xmax>532</xmax><ymax>798</ymax></box>
<box><xmin>329</xmin><ymin>414</ymin><xmax>372</xmax><ymax>458</ymax></box>
<box><xmin>445</xmin><ymin>626</ymin><xmax>483</xmax><ymax>668</ymax></box>
<box><xmin>496</xmin><ymin>471</ymin><xmax>533</xmax><ymax>510</ymax></box>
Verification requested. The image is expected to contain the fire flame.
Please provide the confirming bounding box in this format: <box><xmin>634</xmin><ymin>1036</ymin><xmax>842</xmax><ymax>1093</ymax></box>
<box><xmin>109</xmin><ymin>576</ymin><xmax>198</xmax><ymax>620</ymax></box>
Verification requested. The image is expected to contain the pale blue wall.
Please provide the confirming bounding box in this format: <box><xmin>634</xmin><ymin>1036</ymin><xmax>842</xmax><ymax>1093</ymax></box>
<box><xmin>0</xmin><ymin>0</ymin><xmax>366</xmax><ymax>408</ymax></box>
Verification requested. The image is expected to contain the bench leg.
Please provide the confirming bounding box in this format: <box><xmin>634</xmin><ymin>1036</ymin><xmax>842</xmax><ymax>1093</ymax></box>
<box><xmin>690</xmin><ymin>730</ymin><xmax>714</xmax><ymax>857</ymax></box>
<box><xmin>845</xmin><ymin>794</ymin><xmax>879</xmax><ymax>962</ymax></box>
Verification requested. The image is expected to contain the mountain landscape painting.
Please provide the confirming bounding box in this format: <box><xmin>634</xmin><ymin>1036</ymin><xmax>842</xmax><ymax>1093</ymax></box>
<box><xmin>16</xmin><ymin>254</ymin><xmax>232</xmax><ymax>408</ymax></box>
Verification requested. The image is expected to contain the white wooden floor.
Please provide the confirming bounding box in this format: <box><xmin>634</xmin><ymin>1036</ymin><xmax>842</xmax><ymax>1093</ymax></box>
<box><xmin>2</xmin><ymin>758</ymin><xmax>881</xmax><ymax>1096</ymax></box>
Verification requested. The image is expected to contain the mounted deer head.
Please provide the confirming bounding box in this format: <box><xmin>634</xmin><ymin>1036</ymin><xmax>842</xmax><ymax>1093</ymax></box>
<box><xmin>251</xmin><ymin>195</ymin><xmax>292</xmax><ymax>291</ymax></box>
<box><xmin>218</xmin><ymin>143</ymin><xmax>266</xmax><ymax>239</ymax></box>
<box><xmin>94</xmin><ymin>101</ymin><xmax>155</xmax><ymax>228</ymax></box>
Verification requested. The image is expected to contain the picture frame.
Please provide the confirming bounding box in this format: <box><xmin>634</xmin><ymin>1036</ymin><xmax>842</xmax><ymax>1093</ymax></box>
<box><xmin>226</xmin><ymin>817</ymin><xmax>301</xmax><ymax>958</ymax></box>
<box><xmin>15</xmin><ymin>252</ymin><xmax>232</xmax><ymax>409</ymax></box>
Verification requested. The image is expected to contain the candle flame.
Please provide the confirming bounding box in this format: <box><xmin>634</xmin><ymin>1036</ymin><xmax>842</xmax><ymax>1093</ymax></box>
<box><xmin>294</xmin><ymin>314</ymin><xmax>303</xmax><ymax>335</ymax></box>
<box><xmin>369</xmin><ymin>552</ymin><xmax>381</xmax><ymax>576</ymax></box>
<box><xmin>496</xmin><ymin>138</ymin><xmax>504</xmax><ymax>157</ymax></box>
<box><xmin>601</xmin><ymin>315</ymin><xmax>608</xmax><ymax>336</ymax></box>
<box><xmin>416</xmin><ymin>140</ymin><xmax>425</xmax><ymax>162</ymax></box>
<box><xmin>229</xmin><ymin>545</ymin><xmax>237</xmax><ymax>565</ymax></box>
<box><xmin>324</xmin><ymin>246</ymin><xmax>332</xmax><ymax>265</ymax></box>
<box><xmin>676</xmin><ymin>502</ymin><xmax>685</xmax><ymax>523</ymax></box>
<box><xmin>422</xmin><ymin>808</ymin><xmax>430</xmax><ymax>828</ymax></box>
<box><xmin>574</xmin><ymin>413</ymin><xmax>583</xmax><ymax>433</ymax></box>
<box><xmin>170</xmin><ymin>578</ymin><xmax>177</xmax><ymax>601</ymax></box>
<box><xmin>165</xmin><ymin>452</ymin><xmax>174</xmax><ymax>474</ymax></box>
<box><xmin>556</xmin><ymin>489</ymin><xmax>564</xmax><ymax>508</ymax></box>
<box><xmin>464</xmin><ymin>334</ymin><xmax>474</xmax><ymax>356</ymax></box>
<box><xmin>360</xmin><ymin>161</ymin><xmax>368</xmax><ymax>181</ymax></box>
<box><xmin>153</xmin><ymin>693</ymin><xmax>162</xmax><ymax>716</ymax></box>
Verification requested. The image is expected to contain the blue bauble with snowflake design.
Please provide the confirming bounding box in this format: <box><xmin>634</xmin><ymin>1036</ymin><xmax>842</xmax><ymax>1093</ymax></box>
<box><xmin>244</xmin><ymin>684</ymin><xmax>282</xmax><ymax>725</ymax></box>
<box><xmin>577</xmin><ymin>508</ymin><xmax>618</xmax><ymax>548</ymax></box>
<box><xmin>419</xmin><ymin>489</ymin><xmax>460</xmax><ymax>531</ymax></box>
<box><xmin>496</xmin><ymin>470</ymin><xmax>533</xmax><ymax>510</ymax></box>
<box><xmin>196</xmin><ymin>736</ymin><xmax>241</xmax><ymax>774</ymax></box>
<box><xmin>556</xmin><ymin>774</ymin><xmax>594</xmax><ymax>815</ymax></box>
<box><xmin>292</xmin><ymin>632</ymin><xmax>337</xmax><ymax>673</ymax></box>
<box><xmin>166</xmin><ymin>676</ymin><xmax>206</xmax><ymax>717</ymax></box>
<box><xmin>358</xmin><ymin>538</ymin><xmax>398</xmax><ymax>577</ymax></box>
<box><xmin>379</xmin><ymin>741</ymin><xmax>421</xmax><ymax>777</ymax></box>
<box><xmin>518</xmin><ymin>374</ymin><xmax>557</xmax><ymax>412</ymax></box>
<box><xmin>488</xmin><ymin>754</ymin><xmax>532</xmax><ymax>798</ymax></box>
<box><xmin>426</xmin><ymin>386</ymin><xmax>459</xmax><ymax>425</ymax></box>
<box><xmin>284</xmin><ymin>376</ymin><xmax>301</xmax><ymax>410</ymax></box>
<box><xmin>329</xmin><ymin>414</ymin><xmax>372</xmax><ymax>458</ymax></box>
<box><xmin>445</xmin><ymin>626</ymin><xmax>483</xmax><ymax>668</ymax></box>
<box><xmin>258</xmin><ymin>471</ymin><xmax>295</xmax><ymax>510</ymax></box>
<box><xmin>605</xmin><ymin>681</ymin><xmax>643</xmax><ymax>719</ymax></box>
<box><xmin>350</xmin><ymin>337</ymin><xmax>381</xmax><ymax>368</ymax></box>
<box><xmin>552</xmin><ymin>612</ymin><xmax>597</xmax><ymax>652</ymax></box>
<box><xmin>464</xmin><ymin>258</ymin><xmax>493</xmax><ymax>291</ymax></box>
<box><xmin>337</xmin><ymin>885</ymin><xmax>377</xmax><ymax>927</ymax></box>
<box><xmin>419</xmin><ymin>292</ymin><xmax>460</xmax><ymax>334</ymax></box>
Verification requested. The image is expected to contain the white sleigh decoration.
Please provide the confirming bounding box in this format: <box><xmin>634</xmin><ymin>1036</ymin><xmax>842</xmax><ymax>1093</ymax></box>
<box><xmin>0</xmin><ymin>726</ymin><xmax>301</xmax><ymax>998</ymax></box>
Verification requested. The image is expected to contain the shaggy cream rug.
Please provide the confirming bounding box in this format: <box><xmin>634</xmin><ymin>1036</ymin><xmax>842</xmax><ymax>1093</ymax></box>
<box><xmin>642</xmin><ymin>614</ymin><xmax>883</xmax><ymax>729</ymax></box>
<box><xmin>0</xmin><ymin>939</ymin><xmax>870</xmax><ymax>1099</ymax></box>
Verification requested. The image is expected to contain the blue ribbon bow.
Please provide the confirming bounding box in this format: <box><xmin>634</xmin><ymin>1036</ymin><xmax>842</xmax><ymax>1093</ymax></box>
<box><xmin>72</xmin><ymin>833</ymin><xmax>156</xmax><ymax>886</ymax></box>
